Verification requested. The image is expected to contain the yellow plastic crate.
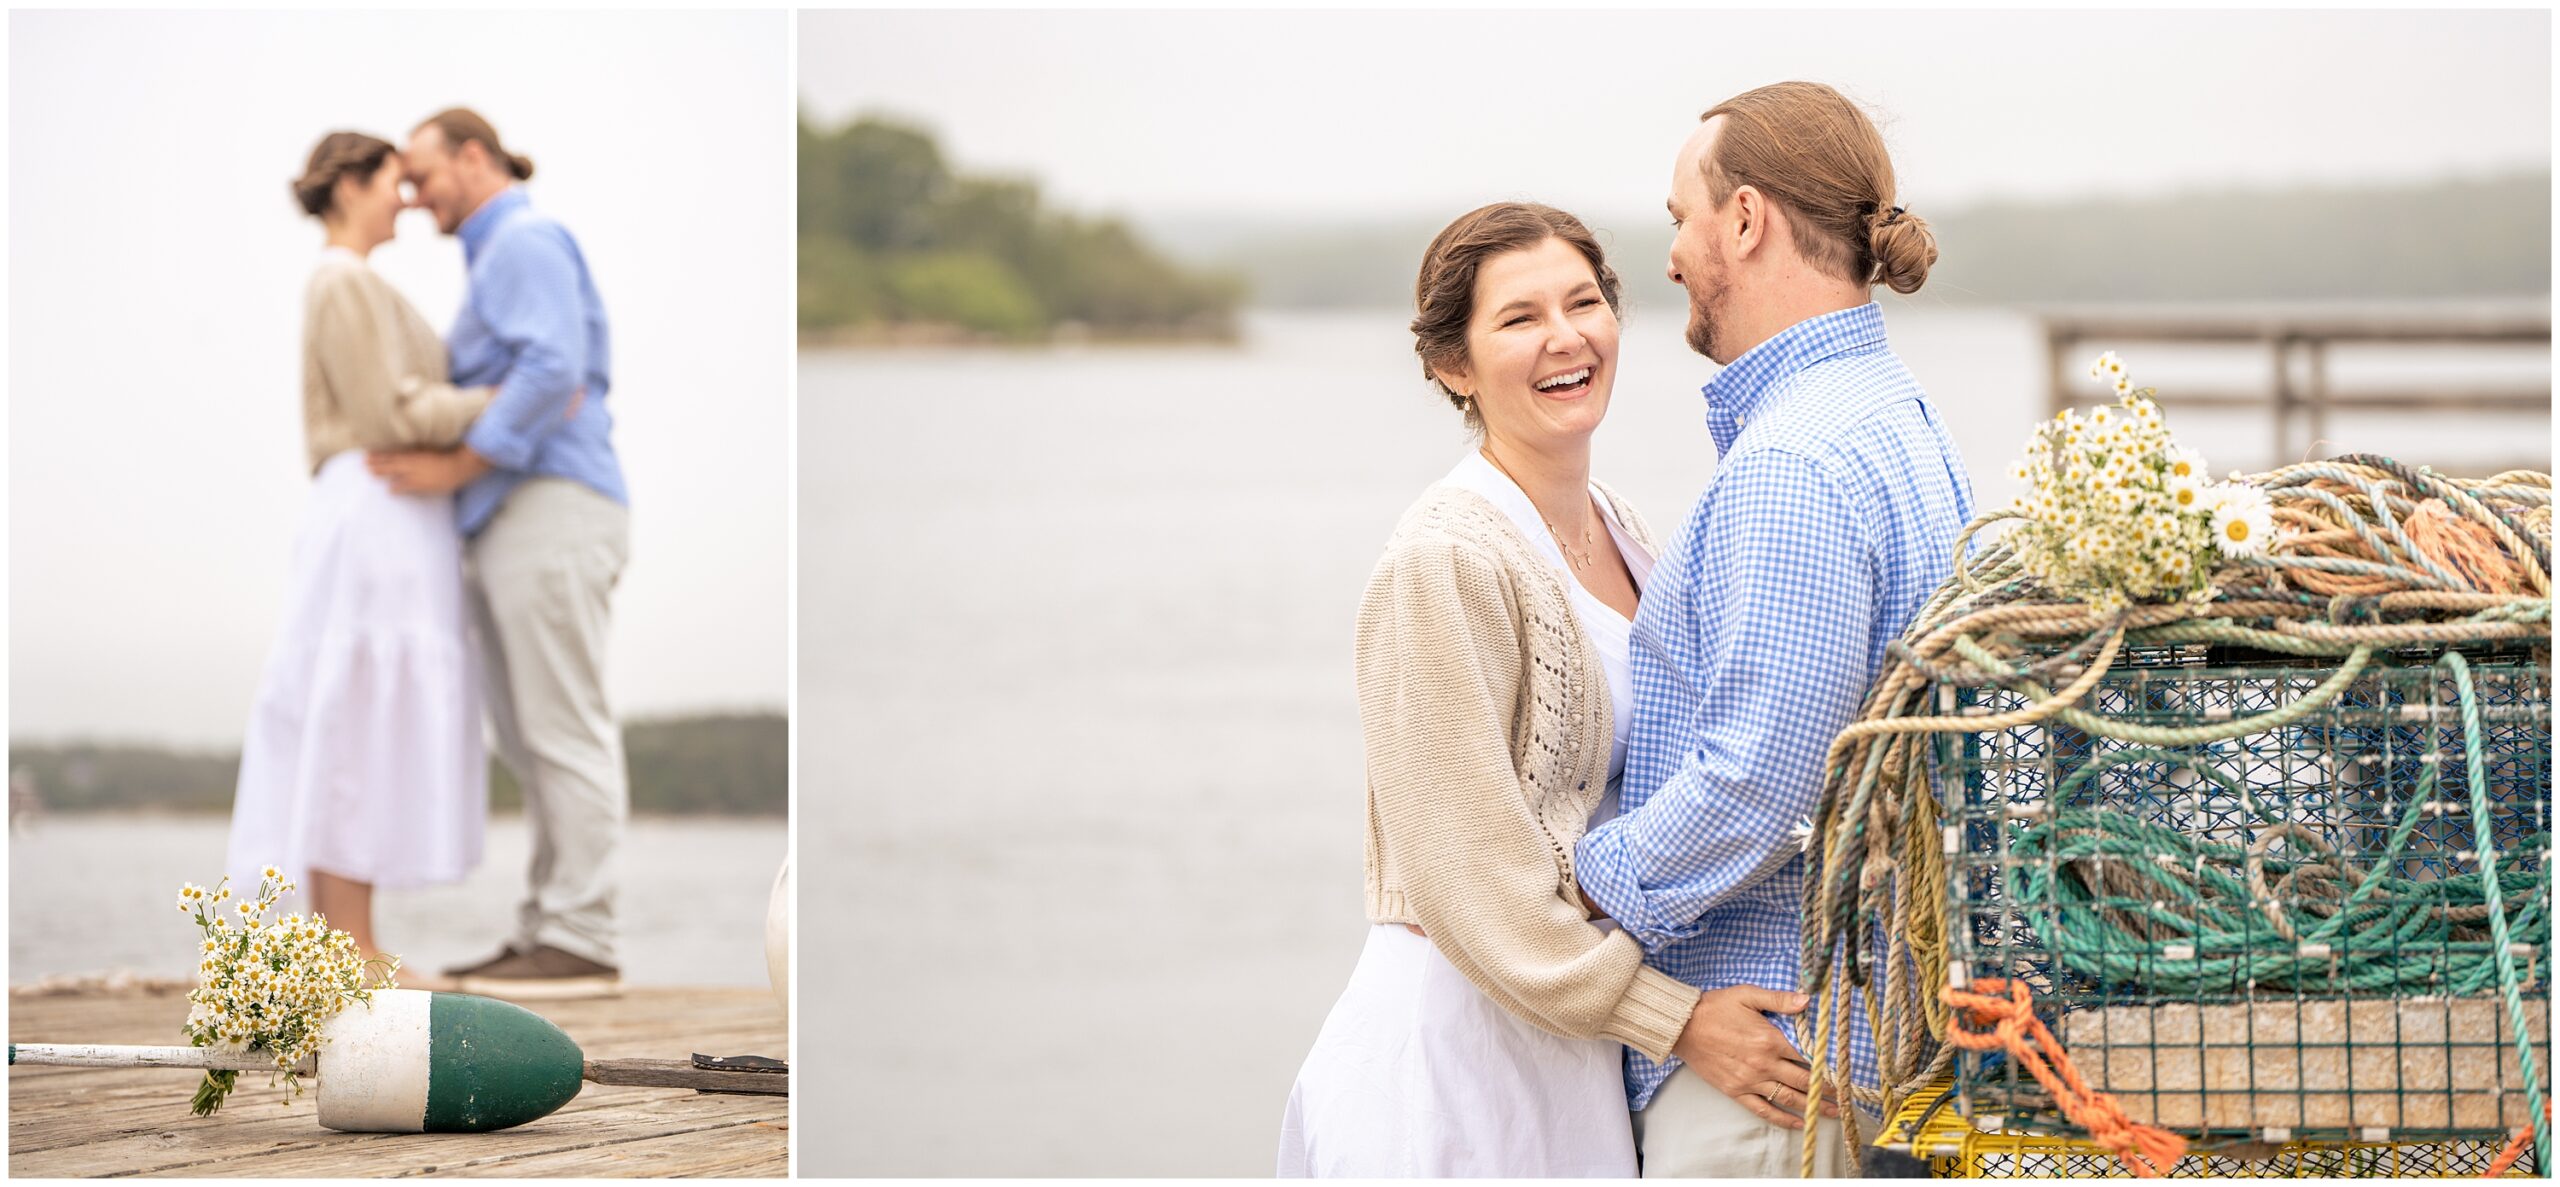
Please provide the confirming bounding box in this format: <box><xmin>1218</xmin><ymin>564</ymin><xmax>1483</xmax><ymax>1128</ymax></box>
<box><xmin>1874</xmin><ymin>1076</ymin><xmax>2539</xmax><ymax>1178</ymax></box>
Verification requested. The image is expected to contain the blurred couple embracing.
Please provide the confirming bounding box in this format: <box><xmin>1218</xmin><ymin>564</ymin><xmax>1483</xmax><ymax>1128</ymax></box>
<box><xmin>226</xmin><ymin>108</ymin><xmax>630</xmax><ymax>999</ymax></box>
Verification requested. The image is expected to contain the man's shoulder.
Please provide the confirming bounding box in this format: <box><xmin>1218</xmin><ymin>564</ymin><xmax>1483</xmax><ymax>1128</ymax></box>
<box><xmin>1687</xmin><ymin>344</ymin><xmax>1944</xmax><ymax>527</ymax></box>
<box><xmin>480</xmin><ymin>206</ymin><xmax>585</xmax><ymax>265</ymax></box>
<box><xmin>1774</xmin><ymin>344</ymin><xmax>1918</xmax><ymax>412</ymax></box>
<box><xmin>1746</xmin><ymin>353</ymin><xmax>1929</xmax><ymax>459</ymax></box>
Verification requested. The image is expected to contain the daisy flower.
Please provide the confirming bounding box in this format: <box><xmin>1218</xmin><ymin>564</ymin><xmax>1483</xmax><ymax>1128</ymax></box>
<box><xmin>2208</xmin><ymin>484</ymin><xmax>2275</xmax><ymax>558</ymax></box>
<box><xmin>2168</xmin><ymin>474</ymin><xmax>2206</xmax><ymax>513</ymax></box>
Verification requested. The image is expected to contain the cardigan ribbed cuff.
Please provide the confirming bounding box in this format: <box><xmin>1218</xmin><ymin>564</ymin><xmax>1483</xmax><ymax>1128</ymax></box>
<box><xmin>1603</xmin><ymin>965</ymin><xmax>1700</xmax><ymax>1063</ymax></box>
<box><xmin>1371</xmin><ymin>886</ymin><xmax>1700</xmax><ymax>1062</ymax></box>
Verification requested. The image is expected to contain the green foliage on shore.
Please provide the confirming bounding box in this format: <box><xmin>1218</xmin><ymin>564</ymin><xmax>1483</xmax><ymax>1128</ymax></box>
<box><xmin>798</xmin><ymin>113</ymin><xmax>1245</xmax><ymax>342</ymax></box>
<box><xmin>8</xmin><ymin>713</ymin><xmax>785</xmax><ymax>817</ymax></box>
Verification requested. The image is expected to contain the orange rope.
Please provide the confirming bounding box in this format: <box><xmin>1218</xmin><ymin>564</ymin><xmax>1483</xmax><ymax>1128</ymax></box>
<box><xmin>2480</xmin><ymin>1101</ymin><xmax>2547</xmax><ymax>1178</ymax></box>
<box><xmin>1942</xmin><ymin>978</ymin><xmax>2189</xmax><ymax>1178</ymax></box>
<box><xmin>2406</xmin><ymin>499</ymin><xmax>2530</xmax><ymax>595</ymax></box>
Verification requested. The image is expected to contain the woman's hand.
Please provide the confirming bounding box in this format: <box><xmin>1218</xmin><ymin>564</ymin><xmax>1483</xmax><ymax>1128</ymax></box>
<box><xmin>367</xmin><ymin>445</ymin><xmax>491</xmax><ymax>495</ymax></box>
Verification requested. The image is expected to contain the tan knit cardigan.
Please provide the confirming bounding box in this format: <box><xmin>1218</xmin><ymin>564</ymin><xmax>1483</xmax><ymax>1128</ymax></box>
<box><xmin>1356</xmin><ymin>480</ymin><xmax>1700</xmax><ymax>1062</ymax></box>
<box><xmin>301</xmin><ymin>253</ymin><xmax>492</xmax><ymax>473</ymax></box>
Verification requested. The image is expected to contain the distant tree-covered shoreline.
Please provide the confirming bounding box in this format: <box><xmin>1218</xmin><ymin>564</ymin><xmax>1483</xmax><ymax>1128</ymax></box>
<box><xmin>9</xmin><ymin>712</ymin><xmax>785</xmax><ymax>817</ymax></box>
<box><xmin>1149</xmin><ymin>171</ymin><xmax>2553</xmax><ymax>310</ymax></box>
<box><xmin>799</xmin><ymin>113</ymin><xmax>1244</xmax><ymax>344</ymax></box>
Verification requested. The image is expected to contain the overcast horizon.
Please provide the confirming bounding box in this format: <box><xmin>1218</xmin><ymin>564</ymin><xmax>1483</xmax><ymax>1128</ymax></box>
<box><xmin>802</xmin><ymin>9</ymin><xmax>2550</xmax><ymax>228</ymax></box>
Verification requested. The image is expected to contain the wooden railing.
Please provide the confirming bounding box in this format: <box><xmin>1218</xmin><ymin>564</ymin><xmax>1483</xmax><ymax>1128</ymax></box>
<box><xmin>2041</xmin><ymin>308</ymin><xmax>2551</xmax><ymax>470</ymax></box>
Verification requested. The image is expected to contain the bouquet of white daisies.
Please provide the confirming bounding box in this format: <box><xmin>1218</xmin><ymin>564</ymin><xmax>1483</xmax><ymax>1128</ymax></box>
<box><xmin>176</xmin><ymin>869</ymin><xmax>398</xmax><ymax>1115</ymax></box>
<box><xmin>2003</xmin><ymin>352</ymin><xmax>2277</xmax><ymax>611</ymax></box>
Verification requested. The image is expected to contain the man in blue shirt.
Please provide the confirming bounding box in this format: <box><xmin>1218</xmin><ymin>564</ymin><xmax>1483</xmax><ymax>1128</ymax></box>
<box><xmin>370</xmin><ymin>108</ymin><xmax>631</xmax><ymax>997</ymax></box>
<box><xmin>1571</xmin><ymin>82</ymin><xmax>1975</xmax><ymax>1176</ymax></box>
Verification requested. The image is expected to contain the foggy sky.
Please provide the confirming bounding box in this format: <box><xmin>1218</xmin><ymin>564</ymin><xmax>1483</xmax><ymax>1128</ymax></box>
<box><xmin>10</xmin><ymin>10</ymin><xmax>792</xmax><ymax>745</ymax></box>
<box><xmin>802</xmin><ymin>9</ymin><xmax>2551</xmax><ymax>225</ymax></box>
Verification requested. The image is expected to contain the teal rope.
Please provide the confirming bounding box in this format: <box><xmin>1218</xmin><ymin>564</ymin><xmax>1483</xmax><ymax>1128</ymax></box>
<box><xmin>2441</xmin><ymin>650</ymin><xmax>2550</xmax><ymax>1170</ymax></box>
<box><xmin>2005</xmin><ymin>794</ymin><xmax>2548</xmax><ymax>995</ymax></box>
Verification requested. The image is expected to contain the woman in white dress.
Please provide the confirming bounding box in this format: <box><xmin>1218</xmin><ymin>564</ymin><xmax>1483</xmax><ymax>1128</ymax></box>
<box><xmin>1278</xmin><ymin>204</ymin><xmax>1707</xmax><ymax>1176</ymax></box>
<box><xmin>224</xmin><ymin>132</ymin><xmax>493</xmax><ymax>960</ymax></box>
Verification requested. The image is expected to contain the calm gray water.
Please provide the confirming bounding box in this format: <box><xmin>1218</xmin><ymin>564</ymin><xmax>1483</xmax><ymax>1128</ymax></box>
<box><xmin>798</xmin><ymin>305</ymin><xmax>2548</xmax><ymax>1176</ymax></box>
<box><xmin>9</xmin><ymin>814</ymin><xmax>785</xmax><ymax>988</ymax></box>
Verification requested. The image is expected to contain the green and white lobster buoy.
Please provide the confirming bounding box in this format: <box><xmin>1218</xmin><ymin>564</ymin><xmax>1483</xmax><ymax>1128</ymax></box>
<box><xmin>9</xmin><ymin>989</ymin><xmax>784</xmax><ymax>1134</ymax></box>
<box><xmin>319</xmin><ymin>989</ymin><xmax>583</xmax><ymax>1132</ymax></box>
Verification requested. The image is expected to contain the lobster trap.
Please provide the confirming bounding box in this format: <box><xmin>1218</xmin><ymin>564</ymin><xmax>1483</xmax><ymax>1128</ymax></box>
<box><xmin>1938</xmin><ymin>638</ymin><xmax>2552</xmax><ymax>1149</ymax></box>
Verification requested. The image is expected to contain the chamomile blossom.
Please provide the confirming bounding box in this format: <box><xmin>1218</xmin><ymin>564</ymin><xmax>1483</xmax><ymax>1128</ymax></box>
<box><xmin>179</xmin><ymin>870</ymin><xmax>395</xmax><ymax>1117</ymax></box>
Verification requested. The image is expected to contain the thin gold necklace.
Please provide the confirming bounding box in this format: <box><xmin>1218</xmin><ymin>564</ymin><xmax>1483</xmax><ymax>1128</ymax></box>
<box><xmin>1480</xmin><ymin>446</ymin><xmax>1596</xmax><ymax>571</ymax></box>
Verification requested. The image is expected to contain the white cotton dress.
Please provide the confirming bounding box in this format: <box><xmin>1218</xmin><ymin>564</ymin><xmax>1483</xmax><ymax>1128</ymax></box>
<box><xmin>224</xmin><ymin>253</ymin><xmax>487</xmax><ymax>904</ymax></box>
<box><xmin>1277</xmin><ymin>452</ymin><xmax>1654</xmax><ymax>1178</ymax></box>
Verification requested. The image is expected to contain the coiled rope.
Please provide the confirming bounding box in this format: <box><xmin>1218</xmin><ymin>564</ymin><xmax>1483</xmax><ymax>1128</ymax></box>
<box><xmin>1796</xmin><ymin>458</ymin><xmax>2552</xmax><ymax>1176</ymax></box>
<box><xmin>2005</xmin><ymin>752</ymin><xmax>2550</xmax><ymax>997</ymax></box>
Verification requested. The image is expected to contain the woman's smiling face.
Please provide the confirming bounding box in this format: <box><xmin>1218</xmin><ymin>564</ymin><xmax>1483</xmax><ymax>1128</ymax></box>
<box><xmin>1433</xmin><ymin>236</ymin><xmax>1620</xmax><ymax>451</ymax></box>
<box><xmin>336</xmin><ymin>153</ymin><xmax>407</xmax><ymax>246</ymax></box>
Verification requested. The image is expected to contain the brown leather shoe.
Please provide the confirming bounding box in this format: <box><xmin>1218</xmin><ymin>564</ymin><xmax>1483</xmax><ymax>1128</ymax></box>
<box><xmin>454</xmin><ymin>944</ymin><xmax>624</xmax><ymax>1000</ymax></box>
<box><xmin>443</xmin><ymin>943</ymin><xmax>524</xmax><ymax>979</ymax></box>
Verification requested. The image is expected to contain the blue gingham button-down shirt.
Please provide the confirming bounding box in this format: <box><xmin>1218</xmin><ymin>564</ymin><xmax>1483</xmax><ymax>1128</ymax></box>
<box><xmin>1573</xmin><ymin>302</ymin><xmax>1974</xmax><ymax>1111</ymax></box>
<box><xmin>450</xmin><ymin>187</ymin><xmax>627</xmax><ymax>536</ymax></box>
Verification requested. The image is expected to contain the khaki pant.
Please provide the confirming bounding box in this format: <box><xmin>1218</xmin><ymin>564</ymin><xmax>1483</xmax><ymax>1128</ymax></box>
<box><xmin>465</xmin><ymin>478</ymin><xmax>630</xmax><ymax>967</ymax></box>
<box><xmin>1633</xmin><ymin>1069</ymin><xmax>1853</xmax><ymax>1178</ymax></box>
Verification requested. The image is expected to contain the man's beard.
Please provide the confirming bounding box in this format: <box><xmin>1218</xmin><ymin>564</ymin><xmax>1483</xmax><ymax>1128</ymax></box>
<box><xmin>1683</xmin><ymin>293</ymin><xmax>1717</xmax><ymax>359</ymax></box>
<box><xmin>1681</xmin><ymin>255</ymin><xmax>1729</xmax><ymax>360</ymax></box>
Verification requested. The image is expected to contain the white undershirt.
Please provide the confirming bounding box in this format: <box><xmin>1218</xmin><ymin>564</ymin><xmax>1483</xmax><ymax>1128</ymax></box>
<box><xmin>1439</xmin><ymin>452</ymin><xmax>1654</xmax><ymax>828</ymax></box>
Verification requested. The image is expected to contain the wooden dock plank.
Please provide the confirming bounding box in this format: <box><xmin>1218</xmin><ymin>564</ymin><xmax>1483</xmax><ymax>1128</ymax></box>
<box><xmin>10</xmin><ymin>985</ymin><xmax>786</xmax><ymax>1178</ymax></box>
<box><xmin>116</xmin><ymin>1107</ymin><xmax>777</xmax><ymax>1179</ymax></box>
<box><xmin>11</xmin><ymin>1058</ymin><xmax>716</xmax><ymax>1148</ymax></box>
<box><xmin>420</xmin><ymin>1123</ymin><xmax>788</xmax><ymax>1179</ymax></box>
<box><xmin>10</xmin><ymin>1078</ymin><xmax>722</xmax><ymax>1159</ymax></box>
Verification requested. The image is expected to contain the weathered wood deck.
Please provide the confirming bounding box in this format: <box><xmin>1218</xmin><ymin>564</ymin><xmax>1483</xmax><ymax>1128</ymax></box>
<box><xmin>9</xmin><ymin>982</ymin><xmax>787</xmax><ymax>1177</ymax></box>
